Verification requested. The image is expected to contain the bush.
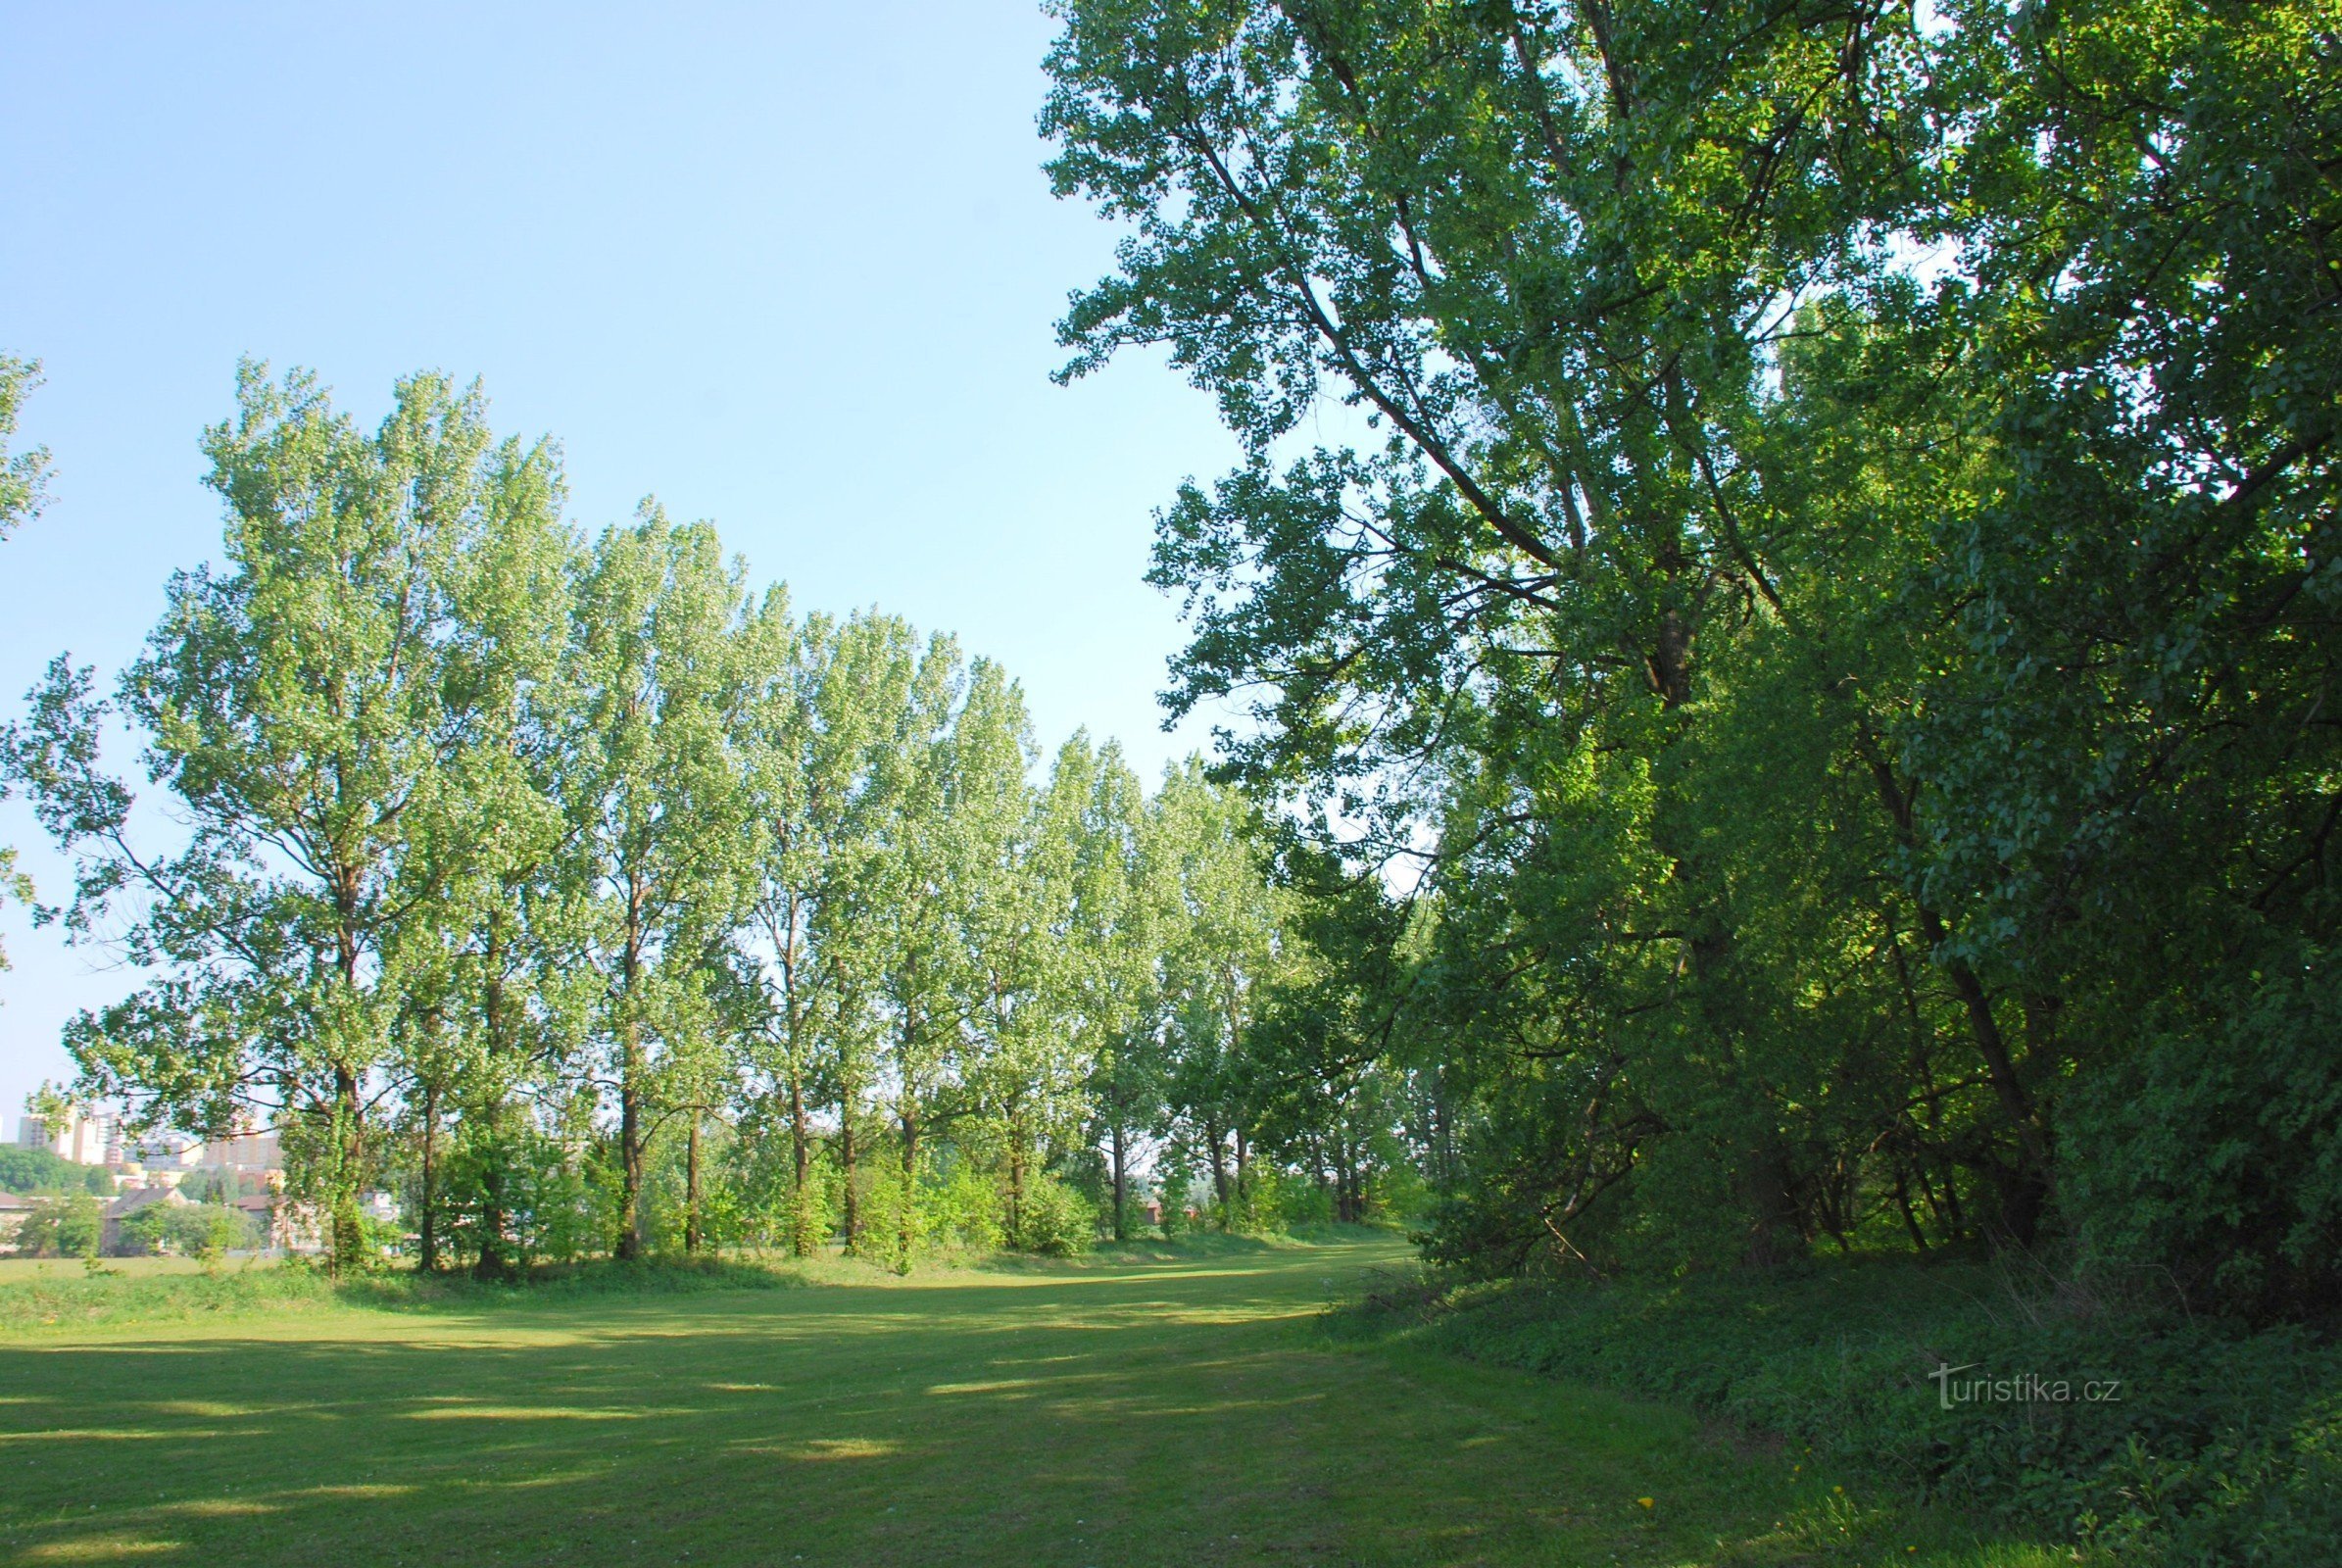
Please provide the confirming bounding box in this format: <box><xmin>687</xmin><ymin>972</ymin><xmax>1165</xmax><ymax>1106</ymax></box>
<box><xmin>442</xmin><ymin>1121</ymin><xmax>613</xmax><ymax>1270</ymax></box>
<box><xmin>2065</xmin><ymin>945</ymin><xmax>2342</xmax><ymax>1323</ymax></box>
<box><xmin>11</xmin><ymin>1195</ymin><xmax>103</xmax><ymax>1258</ymax></box>
<box><xmin>926</xmin><ymin>1160</ymin><xmax>1006</xmax><ymax>1251</ymax></box>
<box><xmin>1342</xmin><ymin>1255</ymin><xmax>2342</xmax><ymax>1563</ymax></box>
<box><xmin>1008</xmin><ymin>1174</ymin><xmax>1097</xmax><ymax>1256</ymax></box>
<box><xmin>115</xmin><ymin>1202</ymin><xmax>255</xmax><ymax>1259</ymax></box>
<box><xmin>1233</xmin><ymin>1168</ymin><xmax>1328</xmax><ymax>1232</ymax></box>
<box><xmin>1153</xmin><ymin>1153</ymin><xmax>1199</xmax><ymax>1237</ymax></box>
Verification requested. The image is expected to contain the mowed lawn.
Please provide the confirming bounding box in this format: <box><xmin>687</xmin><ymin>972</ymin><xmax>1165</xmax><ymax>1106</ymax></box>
<box><xmin>0</xmin><ymin>1236</ymin><xmax>2070</xmax><ymax>1567</ymax></box>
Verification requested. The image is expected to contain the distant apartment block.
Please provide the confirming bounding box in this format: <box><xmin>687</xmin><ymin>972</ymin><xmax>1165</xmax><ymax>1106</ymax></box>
<box><xmin>15</xmin><ymin>1108</ymin><xmax>119</xmax><ymax>1166</ymax></box>
<box><xmin>17</xmin><ymin>1106</ymin><xmax>284</xmax><ymax>1188</ymax></box>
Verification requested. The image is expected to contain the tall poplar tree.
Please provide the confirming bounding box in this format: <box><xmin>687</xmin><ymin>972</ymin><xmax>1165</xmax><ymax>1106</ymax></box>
<box><xmin>6</xmin><ymin>366</ymin><xmax>563</xmax><ymax>1270</ymax></box>
<box><xmin>388</xmin><ymin>479</ymin><xmax>572</xmax><ymax>1273</ymax></box>
<box><xmin>866</xmin><ymin>646</ymin><xmax>1014</xmax><ymax>1270</ymax></box>
<box><xmin>1147</xmin><ymin>761</ymin><xmax>1293</xmax><ymax>1226</ymax></box>
<box><xmin>548</xmin><ymin>508</ymin><xmax>763</xmax><ymax>1259</ymax></box>
<box><xmin>962</xmin><ymin>723</ymin><xmax>1079</xmax><ymax>1248</ymax></box>
<box><xmin>1056</xmin><ymin>737</ymin><xmax>1156</xmax><ymax>1239</ymax></box>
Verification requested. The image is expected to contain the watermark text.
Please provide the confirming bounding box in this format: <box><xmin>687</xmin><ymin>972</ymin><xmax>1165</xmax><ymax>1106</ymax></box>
<box><xmin>1929</xmin><ymin>1361</ymin><xmax>2122</xmax><ymax>1409</ymax></box>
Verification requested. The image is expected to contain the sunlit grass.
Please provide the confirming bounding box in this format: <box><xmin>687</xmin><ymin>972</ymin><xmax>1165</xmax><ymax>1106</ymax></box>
<box><xmin>0</xmin><ymin>1235</ymin><xmax>2080</xmax><ymax>1566</ymax></box>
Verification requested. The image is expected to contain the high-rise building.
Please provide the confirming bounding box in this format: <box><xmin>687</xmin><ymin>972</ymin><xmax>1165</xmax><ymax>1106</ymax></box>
<box><xmin>15</xmin><ymin>1107</ymin><xmax>118</xmax><ymax>1166</ymax></box>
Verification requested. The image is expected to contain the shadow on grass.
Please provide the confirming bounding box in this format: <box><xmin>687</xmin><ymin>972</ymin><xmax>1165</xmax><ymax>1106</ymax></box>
<box><xmin>0</xmin><ymin>1237</ymin><xmax>2075</xmax><ymax>1568</ymax></box>
<box><xmin>0</xmin><ymin>1254</ymin><xmax>817</xmax><ymax>1338</ymax></box>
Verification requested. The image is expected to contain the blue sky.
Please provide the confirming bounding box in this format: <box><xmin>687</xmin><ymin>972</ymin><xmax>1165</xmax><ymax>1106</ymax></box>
<box><xmin>0</xmin><ymin>3</ymin><xmax>1250</xmax><ymax>1121</ymax></box>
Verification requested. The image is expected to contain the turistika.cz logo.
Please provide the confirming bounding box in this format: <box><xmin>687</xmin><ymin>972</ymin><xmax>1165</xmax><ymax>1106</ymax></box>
<box><xmin>1929</xmin><ymin>1362</ymin><xmax>2123</xmax><ymax>1409</ymax></box>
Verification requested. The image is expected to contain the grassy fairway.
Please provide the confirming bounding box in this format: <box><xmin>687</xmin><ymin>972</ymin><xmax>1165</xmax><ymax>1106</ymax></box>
<box><xmin>1</xmin><ymin>1236</ymin><xmax>2072</xmax><ymax>1567</ymax></box>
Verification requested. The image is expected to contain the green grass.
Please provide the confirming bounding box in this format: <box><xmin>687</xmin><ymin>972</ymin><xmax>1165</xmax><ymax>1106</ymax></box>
<box><xmin>0</xmin><ymin>1253</ymin><xmax>802</xmax><ymax>1337</ymax></box>
<box><xmin>1338</xmin><ymin>1254</ymin><xmax>2342</xmax><ymax>1561</ymax></box>
<box><xmin>0</xmin><ymin>1235</ymin><xmax>2076</xmax><ymax>1566</ymax></box>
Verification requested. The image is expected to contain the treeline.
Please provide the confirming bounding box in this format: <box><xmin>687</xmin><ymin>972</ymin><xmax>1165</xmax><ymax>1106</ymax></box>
<box><xmin>1045</xmin><ymin>0</ymin><xmax>2341</xmax><ymax>1321</ymax></box>
<box><xmin>0</xmin><ymin>367</ymin><xmax>1412</xmax><ymax>1275</ymax></box>
<box><xmin>0</xmin><ymin>1145</ymin><xmax>111</xmax><ymax>1198</ymax></box>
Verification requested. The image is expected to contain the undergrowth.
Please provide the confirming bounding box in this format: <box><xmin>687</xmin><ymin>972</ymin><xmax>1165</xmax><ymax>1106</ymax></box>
<box><xmin>1328</xmin><ymin>1254</ymin><xmax>2341</xmax><ymax>1566</ymax></box>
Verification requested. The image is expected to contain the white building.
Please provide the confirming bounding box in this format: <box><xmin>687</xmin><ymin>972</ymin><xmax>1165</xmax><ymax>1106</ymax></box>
<box><xmin>197</xmin><ymin>1128</ymin><xmax>282</xmax><ymax>1174</ymax></box>
<box><xmin>16</xmin><ymin>1108</ymin><xmax>117</xmax><ymax>1166</ymax></box>
<box><xmin>134</xmin><ymin>1131</ymin><xmax>205</xmax><ymax>1170</ymax></box>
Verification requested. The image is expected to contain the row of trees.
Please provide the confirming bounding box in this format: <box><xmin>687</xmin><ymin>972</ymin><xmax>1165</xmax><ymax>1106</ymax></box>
<box><xmin>1043</xmin><ymin>0</ymin><xmax>2341</xmax><ymax>1320</ymax></box>
<box><xmin>0</xmin><ymin>365</ymin><xmax>1417</xmax><ymax>1276</ymax></box>
<box><xmin>23</xmin><ymin>0</ymin><xmax>2321</xmax><ymax>1329</ymax></box>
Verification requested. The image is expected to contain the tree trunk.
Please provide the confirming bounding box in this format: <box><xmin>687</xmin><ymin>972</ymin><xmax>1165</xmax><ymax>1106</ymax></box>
<box><xmin>1205</xmin><ymin>1118</ymin><xmax>1230</xmax><ymax>1229</ymax></box>
<box><xmin>614</xmin><ymin>897</ymin><xmax>648</xmax><ymax>1261</ymax></box>
<box><xmin>327</xmin><ymin>899</ymin><xmax>369</xmax><ymax>1278</ymax></box>
<box><xmin>1867</xmin><ymin>755</ymin><xmax>2053</xmax><ymax>1244</ymax></box>
<box><xmin>475</xmin><ymin>925</ymin><xmax>518</xmax><ymax>1281</ymax></box>
<box><xmin>1741</xmin><ymin>1143</ymin><xmax>1804</xmax><ymax>1268</ymax></box>
<box><xmin>840</xmin><ymin>1111</ymin><xmax>859</xmax><ymax>1254</ymax></box>
<box><xmin>684</xmin><ymin>1112</ymin><xmax>703</xmax><ymax>1255</ymax></box>
<box><xmin>1233</xmin><ymin>1127</ymin><xmax>1249</xmax><ymax>1219</ymax></box>
<box><xmin>896</xmin><ymin>1104</ymin><xmax>918</xmax><ymax>1275</ymax></box>
<box><xmin>329</xmin><ymin>1064</ymin><xmax>366</xmax><ymax>1278</ymax></box>
<box><xmin>417</xmin><ymin>1077</ymin><xmax>440</xmax><ymax>1273</ymax></box>
<box><xmin>616</xmin><ymin>1041</ymin><xmax>646</xmax><ymax>1261</ymax></box>
<box><xmin>1006</xmin><ymin>1108</ymin><xmax>1027</xmax><ymax>1249</ymax></box>
<box><xmin>474</xmin><ymin>1096</ymin><xmax>512</xmax><ymax>1281</ymax></box>
<box><xmin>1110</xmin><ymin>1123</ymin><xmax>1129</xmax><ymax>1242</ymax></box>
<box><xmin>1894</xmin><ymin>1169</ymin><xmax>1930</xmax><ymax>1253</ymax></box>
<box><xmin>789</xmin><ymin>1071</ymin><xmax>815</xmax><ymax>1256</ymax></box>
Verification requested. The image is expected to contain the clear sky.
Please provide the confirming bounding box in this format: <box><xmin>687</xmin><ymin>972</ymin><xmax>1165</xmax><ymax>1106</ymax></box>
<box><xmin>0</xmin><ymin>3</ymin><xmax>1250</xmax><ymax>1123</ymax></box>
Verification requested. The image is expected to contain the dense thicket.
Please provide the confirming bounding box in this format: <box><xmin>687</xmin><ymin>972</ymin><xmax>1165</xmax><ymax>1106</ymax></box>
<box><xmin>1043</xmin><ymin>0</ymin><xmax>2342</xmax><ymax>1319</ymax></box>
<box><xmin>1</xmin><ymin>366</ymin><xmax>1407</xmax><ymax>1274</ymax></box>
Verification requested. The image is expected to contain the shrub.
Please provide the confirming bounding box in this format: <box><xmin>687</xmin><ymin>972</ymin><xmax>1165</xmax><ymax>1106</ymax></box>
<box><xmin>1009</xmin><ymin>1174</ymin><xmax>1097</xmax><ymax>1256</ymax></box>
<box><xmin>2065</xmin><ymin>944</ymin><xmax>2342</xmax><ymax>1323</ymax></box>
<box><xmin>1234</xmin><ymin>1168</ymin><xmax>1327</xmax><ymax>1232</ymax></box>
<box><xmin>443</xmin><ymin>1121</ymin><xmax>613</xmax><ymax>1270</ymax></box>
<box><xmin>12</xmin><ymin>1195</ymin><xmax>103</xmax><ymax>1258</ymax></box>
<box><xmin>1345</xmin><ymin>1255</ymin><xmax>2342</xmax><ymax>1563</ymax></box>
<box><xmin>926</xmin><ymin>1160</ymin><xmax>1005</xmax><ymax>1251</ymax></box>
<box><xmin>115</xmin><ymin>1202</ymin><xmax>255</xmax><ymax>1259</ymax></box>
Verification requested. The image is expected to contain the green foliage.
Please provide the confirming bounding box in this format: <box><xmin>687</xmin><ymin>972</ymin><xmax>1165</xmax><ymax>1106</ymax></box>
<box><xmin>4</xmin><ymin>363</ymin><xmax>571</xmax><ymax>1275</ymax></box>
<box><xmin>172</xmin><ymin>1167</ymin><xmax>264</xmax><ymax>1205</ymax></box>
<box><xmin>0</xmin><ymin>1147</ymin><xmax>111</xmax><ymax>1196</ymax></box>
<box><xmin>115</xmin><ymin>1201</ymin><xmax>255</xmax><ymax>1259</ymax></box>
<box><xmin>553</xmin><ymin>506</ymin><xmax>769</xmax><ymax>1258</ymax></box>
<box><xmin>1149</xmin><ymin>1148</ymin><xmax>1199</xmax><ymax>1238</ymax></box>
<box><xmin>918</xmin><ymin>1158</ymin><xmax>1006</xmax><ymax>1252</ymax></box>
<box><xmin>1348</xmin><ymin>1258</ymin><xmax>2342</xmax><ymax>1564</ymax></box>
<box><xmin>2</xmin><ymin>362</ymin><xmax>1369</xmax><ymax>1292</ymax></box>
<box><xmin>441</xmin><ymin>1119</ymin><xmax>613</xmax><ymax>1272</ymax></box>
<box><xmin>0</xmin><ymin>354</ymin><xmax>49</xmax><ymax>544</ymax></box>
<box><xmin>1043</xmin><ymin>0</ymin><xmax>2342</xmax><ymax>1321</ymax></box>
<box><xmin>12</xmin><ymin>1194</ymin><xmax>103</xmax><ymax>1258</ymax></box>
<box><xmin>1006</xmin><ymin>1173</ymin><xmax>1097</xmax><ymax>1257</ymax></box>
<box><xmin>2063</xmin><ymin>944</ymin><xmax>2342</xmax><ymax>1322</ymax></box>
<box><xmin>0</xmin><ymin>352</ymin><xmax>48</xmax><ymax>964</ymax></box>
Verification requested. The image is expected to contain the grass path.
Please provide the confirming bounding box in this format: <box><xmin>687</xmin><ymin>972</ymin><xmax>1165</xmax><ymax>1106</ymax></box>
<box><xmin>0</xmin><ymin>1236</ymin><xmax>2070</xmax><ymax>1566</ymax></box>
